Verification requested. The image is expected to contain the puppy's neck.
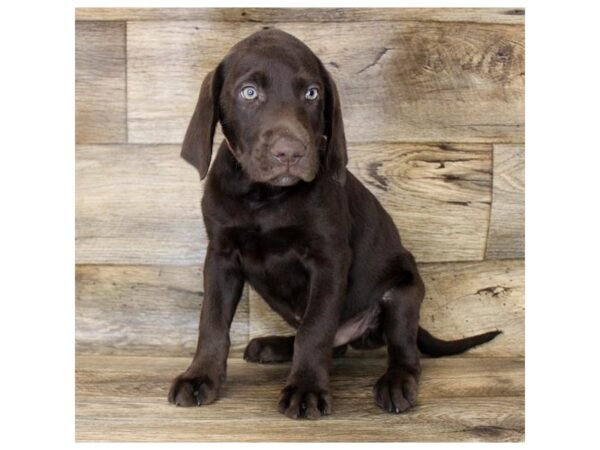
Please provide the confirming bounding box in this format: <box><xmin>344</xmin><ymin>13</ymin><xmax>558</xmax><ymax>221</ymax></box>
<box><xmin>211</xmin><ymin>141</ymin><xmax>307</xmax><ymax>208</ymax></box>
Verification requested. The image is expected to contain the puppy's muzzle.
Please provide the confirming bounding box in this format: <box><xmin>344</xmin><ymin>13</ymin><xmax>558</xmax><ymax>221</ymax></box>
<box><xmin>269</xmin><ymin>136</ymin><xmax>307</xmax><ymax>166</ymax></box>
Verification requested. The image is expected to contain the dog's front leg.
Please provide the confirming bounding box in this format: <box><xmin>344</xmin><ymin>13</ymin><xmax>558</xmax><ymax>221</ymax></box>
<box><xmin>168</xmin><ymin>246</ymin><xmax>244</xmax><ymax>407</ymax></box>
<box><xmin>278</xmin><ymin>254</ymin><xmax>349</xmax><ymax>419</ymax></box>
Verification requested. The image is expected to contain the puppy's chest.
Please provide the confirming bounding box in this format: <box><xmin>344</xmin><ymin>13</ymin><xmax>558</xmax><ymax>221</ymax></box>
<box><xmin>215</xmin><ymin>223</ymin><xmax>310</xmax><ymax>266</ymax></box>
<box><xmin>216</xmin><ymin>224</ymin><xmax>311</xmax><ymax>314</ymax></box>
<box><xmin>217</xmin><ymin>225</ymin><xmax>311</xmax><ymax>301</ymax></box>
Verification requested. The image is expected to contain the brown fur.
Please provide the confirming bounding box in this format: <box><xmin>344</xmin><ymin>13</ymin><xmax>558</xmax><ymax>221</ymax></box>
<box><xmin>168</xmin><ymin>29</ymin><xmax>500</xmax><ymax>419</ymax></box>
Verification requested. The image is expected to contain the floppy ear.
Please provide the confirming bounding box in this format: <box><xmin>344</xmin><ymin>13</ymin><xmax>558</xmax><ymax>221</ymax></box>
<box><xmin>181</xmin><ymin>66</ymin><xmax>222</xmax><ymax>179</ymax></box>
<box><xmin>322</xmin><ymin>68</ymin><xmax>348</xmax><ymax>184</ymax></box>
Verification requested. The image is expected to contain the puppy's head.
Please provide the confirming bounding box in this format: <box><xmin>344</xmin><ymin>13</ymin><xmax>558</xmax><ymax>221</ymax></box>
<box><xmin>181</xmin><ymin>29</ymin><xmax>347</xmax><ymax>186</ymax></box>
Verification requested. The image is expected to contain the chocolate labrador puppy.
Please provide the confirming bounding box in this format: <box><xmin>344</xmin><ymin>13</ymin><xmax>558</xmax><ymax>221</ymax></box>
<box><xmin>168</xmin><ymin>29</ymin><xmax>500</xmax><ymax>419</ymax></box>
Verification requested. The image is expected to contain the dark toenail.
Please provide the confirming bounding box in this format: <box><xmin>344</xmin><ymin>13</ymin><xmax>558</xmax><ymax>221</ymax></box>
<box><xmin>299</xmin><ymin>401</ymin><xmax>307</xmax><ymax>416</ymax></box>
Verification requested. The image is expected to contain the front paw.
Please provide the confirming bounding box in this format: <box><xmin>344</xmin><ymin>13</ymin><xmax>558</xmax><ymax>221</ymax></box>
<box><xmin>278</xmin><ymin>384</ymin><xmax>332</xmax><ymax>420</ymax></box>
<box><xmin>168</xmin><ymin>371</ymin><xmax>221</xmax><ymax>407</ymax></box>
<box><xmin>373</xmin><ymin>368</ymin><xmax>418</xmax><ymax>413</ymax></box>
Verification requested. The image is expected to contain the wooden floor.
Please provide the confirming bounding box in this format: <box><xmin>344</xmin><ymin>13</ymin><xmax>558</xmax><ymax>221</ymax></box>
<box><xmin>75</xmin><ymin>7</ymin><xmax>525</xmax><ymax>443</ymax></box>
<box><xmin>76</xmin><ymin>355</ymin><xmax>524</xmax><ymax>442</ymax></box>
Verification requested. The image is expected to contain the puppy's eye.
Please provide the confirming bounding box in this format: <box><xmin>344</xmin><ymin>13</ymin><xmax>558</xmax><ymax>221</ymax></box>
<box><xmin>305</xmin><ymin>87</ymin><xmax>319</xmax><ymax>101</ymax></box>
<box><xmin>241</xmin><ymin>86</ymin><xmax>258</xmax><ymax>100</ymax></box>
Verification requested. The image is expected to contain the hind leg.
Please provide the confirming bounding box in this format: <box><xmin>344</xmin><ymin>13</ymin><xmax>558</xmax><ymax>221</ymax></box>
<box><xmin>244</xmin><ymin>335</ymin><xmax>347</xmax><ymax>364</ymax></box>
<box><xmin>244</xmin><ymin>336</ymin><xmax>295</xmax><ymax>363</ymax></box>
<box><xmin>373</xmin><ymin>269</ymin><xmax>425</xmax><ymax>414</ymax></box>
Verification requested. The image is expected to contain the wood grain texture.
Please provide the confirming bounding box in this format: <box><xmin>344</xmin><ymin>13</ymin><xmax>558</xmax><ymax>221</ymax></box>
<box><xmin>76</xmin><ymin>355</ymin><xmax>524</xmax><ymax>442</ymax></box>
<box><xmin>349</xmin><ymin>143</ymin><xmax>492</xmax><ymax>262</ymax></box>
<box><xmin>76</xmin><ymin>7</ymin><xmax>525</xmax><ymax>24</ymax></box>
<box><xmin>76</xmin><ymin>265</ymin><xmax>249</xmax><ymax>356</ymax></box>
<box><xmin>486</xmin><ymin>144</ymin><xmax>525</xmax><ymax>259</ymax></box>
<box><xmin>74</xmin><ymin>9</ymin><xmax>525</xmax><ymax>442</ymax></box>
<box><xmin>75</xmin><ymin>21</ymin><xmax>126</xmax><ymax>143</ymax></box>
<box><xmin>418</xmin><ymin>259</ymin><xmax>524</xmax><ymax>357</ymax></box>
<box><xmin>75</xmin><ymin>144</ymin><xmax>206</xmax><ymax>264</ymax></box>
<box><xmin>76</xmin><ymin>143</ymin><xmax>491</xmax><ymax>265</ymax></box>
<box><xmin>126</xmin><ymin>20</ymin><xmax>524</xmax><ymax>144</ymax></box>
<box><xmin>250</xmin><ymin>259</ymin><xmax>524</xmax><ymax>358</ymax></box>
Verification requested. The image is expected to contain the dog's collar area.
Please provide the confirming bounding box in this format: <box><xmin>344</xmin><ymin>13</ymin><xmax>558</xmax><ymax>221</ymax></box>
<box><xmin>224</xmin><ymin>136</ymin><xmax>238</xmax><ymax>158</ymax></box>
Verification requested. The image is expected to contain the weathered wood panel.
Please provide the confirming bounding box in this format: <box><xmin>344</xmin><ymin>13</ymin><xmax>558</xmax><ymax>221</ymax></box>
<box><xmin>76</xmin><ymin>8</ymin><xmax>525</xmax><ymax>24</ymax></box>
<box><xmin>418</xmin><ymin>259</ymin><xmax>524</xmax><ymax>357</ymax></box>
<box><xmin>75</xmin><ymin>21</ymin><xmax>126</xmax><ymax>143</ymax></box>
<box><xmin>349</xmin><ymin>143</ymin><xmax>492</xmax><ymax>262</ymax></box>
<box><xmin>77</xmin><ymin>355</ymin><xmax>524</xmax><ymax>400</ymax></box>
<box><xmin>76</xmin><ymin>265</ymin><xmax>249</xmax><ymax>356</ymax></box>
<box><xmin>76</xmin><ymin>143</ymin><xmax>491</xmax><ymax>265</ymax></box>
<box><xmin>76</xmin><ymin>355</ymin><xmax>524</xmax><ymax>442</ymax></box>
<box><xmin>486</xmin><ymin>144</ymin><xmax>525</xmax><ymax>259</ymax></box>
<box><xmin>75</xmin><ymin>144</ymin><xmax>206</xmax><ymax>265</ymax></box>
<box><xmin>250</xmin><ymin>259</ymin><xmax>524</xmax><ymax>358</ymax></box>
<box><xmin>127</xmin><ymin>20</ymin><xmax>524</xmax><ymax>144</ymax></box>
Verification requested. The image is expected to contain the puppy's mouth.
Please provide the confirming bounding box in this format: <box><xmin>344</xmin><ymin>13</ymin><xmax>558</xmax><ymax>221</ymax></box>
<box><xmin>266</xmin><ymin>158</ymin><xmax>316</xmax><ymax>187</ymax></box>
<box><xmin>267</xmin><ymin>164</ymin><xmax>317</xmax><ymax>187</ymax></box>
<box><xmin>269</xmin><ymin>174</ymin><xmax>301</xmax><ymax>187</ymax></box>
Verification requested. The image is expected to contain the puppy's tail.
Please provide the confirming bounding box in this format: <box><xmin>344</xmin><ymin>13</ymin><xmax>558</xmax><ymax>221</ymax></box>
<box><xmin>417</xmin><ymin>326</ymin><xmax>501</xmax><ymax>357</ymax></box>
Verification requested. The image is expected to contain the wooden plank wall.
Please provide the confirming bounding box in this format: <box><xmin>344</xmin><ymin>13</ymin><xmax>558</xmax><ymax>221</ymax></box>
<box><xmin>75</xmin><ymin>8</ymin><xmax>524</xmax><ymax>358</ymax></box>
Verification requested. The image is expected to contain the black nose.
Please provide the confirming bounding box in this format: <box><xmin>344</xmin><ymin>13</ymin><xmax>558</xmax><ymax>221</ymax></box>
<box><xmin>270</xmin><ymin>137</ymin><xmax>306</xmax><ymax>166</ymax></box>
